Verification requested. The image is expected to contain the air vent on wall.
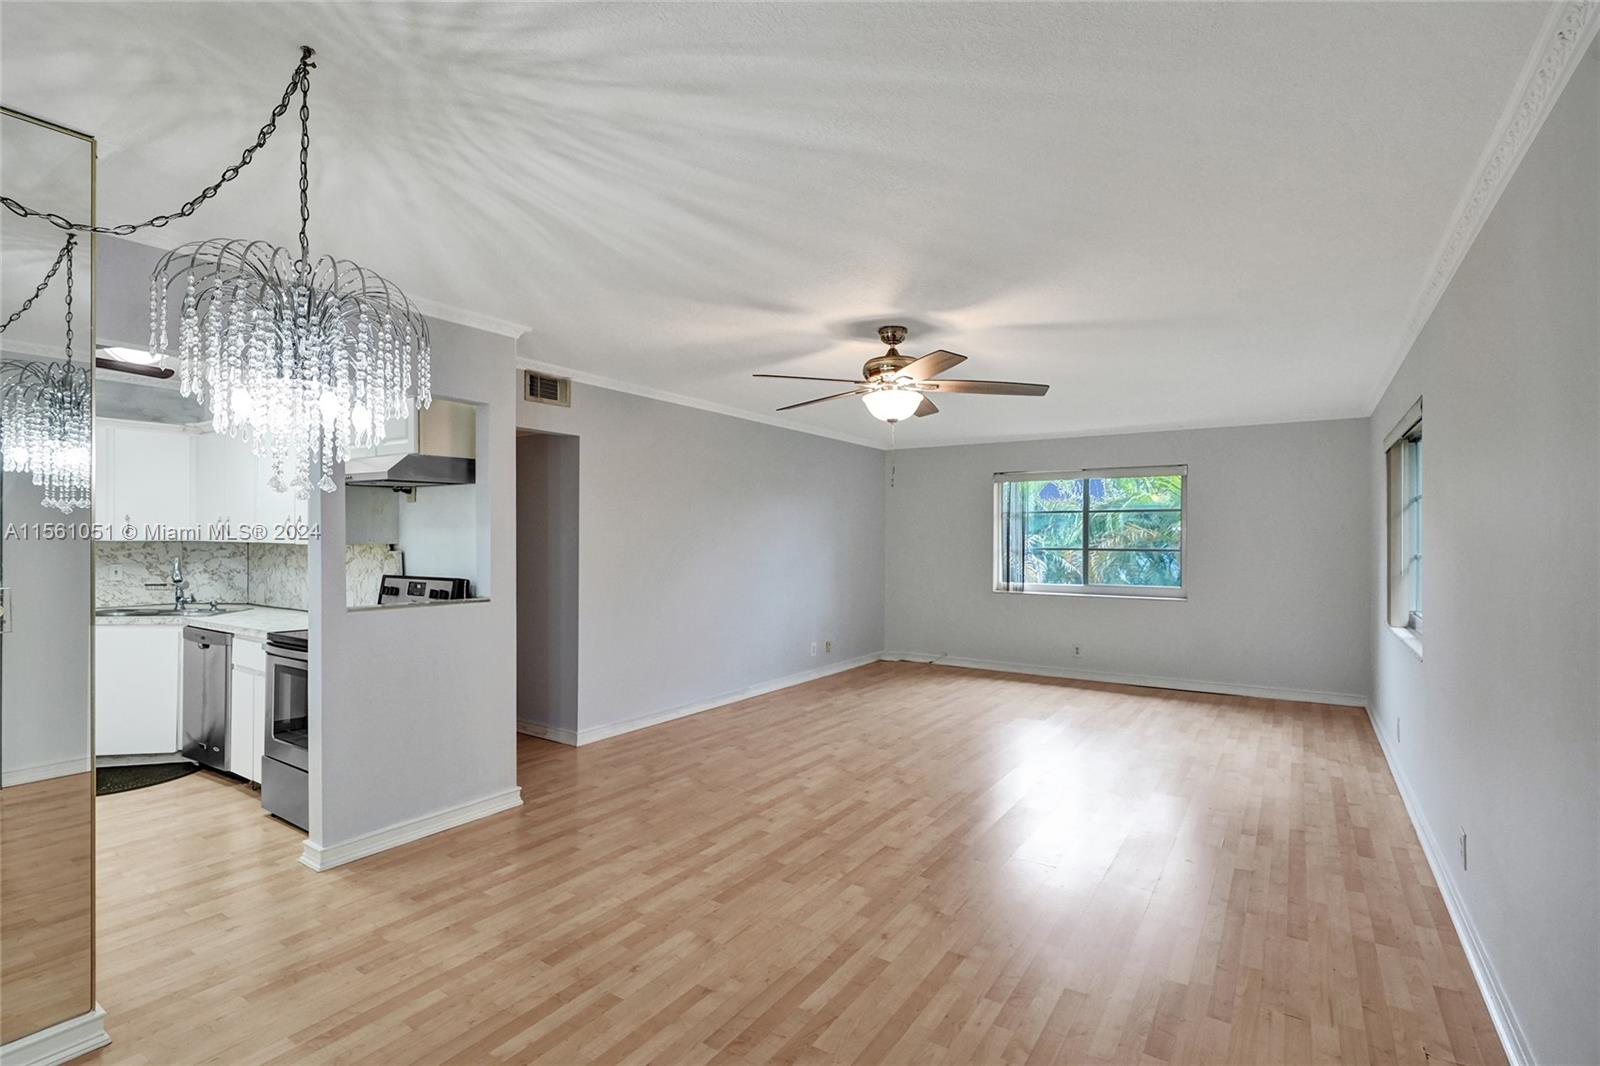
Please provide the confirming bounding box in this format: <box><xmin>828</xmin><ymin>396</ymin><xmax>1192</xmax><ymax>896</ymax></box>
<box><xmin>523</xmin><ymin>370</ymin><xmax>571</xmax><ymax>407</ymax></box>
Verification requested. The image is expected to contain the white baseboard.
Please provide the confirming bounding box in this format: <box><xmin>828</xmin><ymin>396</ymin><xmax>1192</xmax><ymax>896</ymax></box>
<box><xmin>1365</xmin><ymin>705</ymin><xmax>1529</xmax><ymax>1066</ymax></box>
<box><xmin>300</xmin><ymin>787</ymin><xmax>523</xmax><ymax>872</ymax></box>
<box><xmin>882</xmin><ymin>652</ymin><xmax>1369</xmax><ymax>707</ymax></box>
<box><xmin>0</xmin><ymin>1004</ymin><xmax>109</xmax><ymax>1066</ymax></box>
<box><xmin>1</xmin><ymin>756</ymin><xmax>92</xmax><ymax>789</ymax></box>
<box><xmin>516</xmin><ymin>720</ymin><xmax>579</xmax><ymax>747</ymax></box>
<box><xmin>575</xmin><ymin>653</ymin><xmax>882</xmax><ymax>746</ymax></box>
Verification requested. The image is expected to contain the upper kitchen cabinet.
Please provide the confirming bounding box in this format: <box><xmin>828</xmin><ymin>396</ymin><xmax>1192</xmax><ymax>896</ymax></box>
<box><xmin>346</xmin><ymin>408</ymin><xmax>416</xmax><ymax>459</ymax></box>
<box><xmin>193</xmin><ymin>430</ymin><xmax>256</xmax><ymax>534</ymax></box>
<box><xmin>97</xmin><ymin>422</ymin><xmax>194</xmax><ymax>539</ymax></box>
<box><xmin>95</xmin><ymin>421</ymin><xmax>308</xmax><ymax>542</ymax></box>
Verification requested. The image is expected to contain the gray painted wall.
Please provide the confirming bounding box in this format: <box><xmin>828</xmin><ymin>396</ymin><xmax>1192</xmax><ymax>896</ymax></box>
<box><xmin>516</xmin><ymin>432</ymin><xmax>579</xmax><ymax>739</ymax></box>
<box><xmin>515</xmin><ymin>379</ymin><xmax>885</xmax><ymax>740</ymax></box>
<box><xmin>883</xmin><ymin>418</ymin><xmax>1371</xmax><ymax>701</ymax></box>
<box><xmin>1367</xmin><ymin>51</ymin><xmax>1599</xmax><ymax>1066</ymax></box>
<box><xmin>311</xmin><ymin>315</ymin><xmax>521</xmax><ymax>851</ymax></box>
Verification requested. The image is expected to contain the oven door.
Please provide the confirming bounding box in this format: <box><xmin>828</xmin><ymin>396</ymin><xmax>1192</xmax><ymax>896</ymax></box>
<box><xmin>264</xmin><ymin>646</ymin><xmax>310</xmax><ymax>770</ymax></box>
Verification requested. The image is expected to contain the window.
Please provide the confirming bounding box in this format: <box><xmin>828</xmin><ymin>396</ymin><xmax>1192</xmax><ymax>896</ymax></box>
<box><xmin>995</xmin><ymin>466</ymin><xmax>1185</xmax><ymax>598</ymax></box>
<box><xmin>1385</xmin><ymin>401</ymin><xmax>1423</xmax><ymax>640</ymax></box>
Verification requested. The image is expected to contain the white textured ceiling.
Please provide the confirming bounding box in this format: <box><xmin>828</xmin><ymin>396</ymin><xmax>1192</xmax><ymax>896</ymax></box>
<box><xmin>0</xmin><ymin>2</ymin><xmax>1555</xmax><ymax>447</ymax></box>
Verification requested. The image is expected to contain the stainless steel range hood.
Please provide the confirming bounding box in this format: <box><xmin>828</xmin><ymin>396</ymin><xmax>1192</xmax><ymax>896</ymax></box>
<box><xmin>344</xmin><ymin>452</ymin><xmax>475</xmax><ymax>488</ymax></box>
<box><xmin>343</xmin><ymin>399</ymin><xmax>477</xmax><ymax>489</ymax></box>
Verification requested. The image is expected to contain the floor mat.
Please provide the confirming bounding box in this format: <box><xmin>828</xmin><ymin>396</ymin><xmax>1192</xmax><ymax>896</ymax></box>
<box><xmin>96</xmin><ymin>762</ymin><xmax>200</xmax><ymax>796</ymax></box>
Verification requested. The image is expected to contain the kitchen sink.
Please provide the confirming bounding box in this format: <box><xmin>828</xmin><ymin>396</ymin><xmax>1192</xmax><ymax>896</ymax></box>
<box><xmin>96</xmin><ymin>604</ymin><xmax>244</xmax><ymax>619</ymax></box>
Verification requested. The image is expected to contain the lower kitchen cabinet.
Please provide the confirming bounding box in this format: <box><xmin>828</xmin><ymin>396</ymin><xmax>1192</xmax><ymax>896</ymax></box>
<box><xmin>95</xmin><ymin>625</ymin><xmax>183</xmax><ymax>756</ymax></box>
<box><xmin>228</xmin><ymin>639</ymin><xmax>267</xmax><ymax>783</ymax></box>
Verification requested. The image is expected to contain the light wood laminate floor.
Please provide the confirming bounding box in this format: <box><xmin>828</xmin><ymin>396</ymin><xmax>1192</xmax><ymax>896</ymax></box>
<box><xmin>86</xmin><ymin>662</ymin><xmax>1503</xmax><ymax>1065</ymax></box>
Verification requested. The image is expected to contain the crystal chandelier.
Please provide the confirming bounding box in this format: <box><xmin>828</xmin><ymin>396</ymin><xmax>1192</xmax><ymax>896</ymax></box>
<box><xmin>0</xmin><ymin>235</ymin><xmax>92</xmax><ymax>513</ymax></box>
<box><xmin>4</xmin><ymin>46</ymin><xmax>431</xmax><ymax>500</ymax></box>
<box><xmin>153</xmin><ymin>238</ymin><xmax>430</xmax><ymax>496</ymax></box>
<box><xmin>150</xmin><ymin>48</ymin><xmax>430</xmax><ymax>497</ymax></box>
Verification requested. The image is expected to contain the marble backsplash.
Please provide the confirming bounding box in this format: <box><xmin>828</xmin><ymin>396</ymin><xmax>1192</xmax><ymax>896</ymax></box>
<box><xmin>96</xmin><ymin>541</ymin><xmax>403</xmax><ymax>610</ymax></box>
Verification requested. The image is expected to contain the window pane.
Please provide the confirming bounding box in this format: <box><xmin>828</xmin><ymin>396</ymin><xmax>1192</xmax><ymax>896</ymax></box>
<box><xmin>1088</xmin><ymin>510</ymin><xmax>1181</xmax><ymax>549</ymax></box>
<box><xmin>1026</xmin><ymin>511</ymin><xmax>1082</xmax><ymax>548</ymax></box>
<box><xmin>1020</xmin><ymin>479</ymin><xmax>1083</xmax><ymax>511</ymax></box>
<box><xmin>1088</xmin><ymin>475</ymin><xmax>1182</xmax><ymax>510</ymax></box>
<box><xmin>1026</xmin><ymin>550</ymin><xmax>1083</xmax><ymax>585</ymax></box>
<box><xmin>1088</xmin><ymin>550</ymin><xmax>1181</xmax><ymax>587</ymax></box>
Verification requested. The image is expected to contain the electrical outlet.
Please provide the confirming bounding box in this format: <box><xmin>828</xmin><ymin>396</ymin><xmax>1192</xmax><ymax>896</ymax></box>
<box><xmin>809</xmin><ymin>642</ymin><xmax>817</xmax><ymax>657</ymax></box>
<box><xmin>1458</xmin><ymin>827</ymin><xmax>1468</xmax><ymax>871</ymax></box>
<box><xmin>1396</xmin><ymin>717</ymin><xmax>1401</xmax><ymax>744</ymax></box>
<box><xmin>1073</xmin><ymin>645</ymin><xmax>1081</xmax><ymax>657</ymax></box>
<box><xmin>824</xmin><ymin>640</ymin><xmax>833</xmax><ymax>654</ymax></box>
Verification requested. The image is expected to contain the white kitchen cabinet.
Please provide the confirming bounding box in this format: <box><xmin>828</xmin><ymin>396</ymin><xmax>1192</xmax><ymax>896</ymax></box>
<box><xmin>95</xmin><ymin>624</ymin><xmax>183</xmax><ymax>755</ymax></box>
<box><xmin>192</xmin><ymin>431</ymin><xmax>257</xmax><ymax>536</ymax></box>
<box><xmin>254</xmin><ymin>458</ymin><xmax>309</xmax><ymax>542</ymax></box>
<box><xmin>347</xmin><ymin>409</ymin><xmax>416</xmax><ymax>460</ymax></box>
<box><xmin>98</xmin><ymin>423</ymin><xmax>193</xmax><ymax>539</ymax></box>
<box><xmin>96</xmin><ymin>422</ymin><xmax>308</xmax><ymax>543</ymax></box>
<box><xmin>228</xmin><ymin>638</ymin><xmax>267</xmax><ymax>783</ymax></box>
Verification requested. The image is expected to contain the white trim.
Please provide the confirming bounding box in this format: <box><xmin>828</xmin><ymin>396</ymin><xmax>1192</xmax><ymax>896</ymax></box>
<box><xmin>575</xmin><ymin>654</ymin><xmax>882</xmax><ymax>746</ymax></box>
<box><xmin>0</xmin><ymin>1004</ymin><xmax>109</xmax><ymax>1066</ymax></box>
<box><xmin>516</xmin><ymin>720</ymin><xmax>578</xmax><ymax>747</ymax></box>
<box><xmin>1</xmin><ymin>756</ymin><xmax>91</xmax><ymax>788</ymax></box>
<box><xmin>883</xmin><ymin>409</ymin><xmax>1369</xmax><ymax>453</ymax></box>
<box><xmin>1365</xmin><ymin>705</ymin><xmax>1528</xmax><ymax>1066</ymax></box>
<box><xmin>1382</xmin><ymin>397</ymin><xmax>1424</xmax><ymax>452</ymax></box>
<box><xmin>881</xmin><ymin>653</ymin><xmax>1368</xmax><ymax>708</ymax></box>
<box><xmin>1371</xmin><ymin>0</ymin><xmax>1600</xmax><ymax>411</ymax></box>
<box><xmin>412</xmin><ymin>296</ymin><xmax>530</xmax><ymax>339</ymax></box>
<box><xmin>299</xmin><ymin>787</ymin><xmax>523</xmax><ymax>872</ymax></box>
<box><xmin>515</xmin><ymin>354</ymin><xmax>885</xmax><ymax>452</ymax></box>
<box><xmin>1387</xmin><ymin>624</ymin><xmax>1424</xmax><ymax>662</ymax></box>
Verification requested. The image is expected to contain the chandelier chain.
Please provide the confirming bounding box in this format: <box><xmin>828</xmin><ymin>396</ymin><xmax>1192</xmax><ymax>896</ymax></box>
<box><xmin>0</xmin><ymin>47</ymin><xmax>315</xmax><ymax>237</ymax></box>
<box><xmin>297</xmin><ymin>64</ymin><xmax>312</xmax><ymax>271</ymax></box>
<box><xmin>0</xmin><ymin>234</ymin><xmax>75</xmax><ymax>336</ymax></box>
<box><xmin>64</xmin><ymin>234</ymin><xmax>75</xmax><ymax>361</ymax></box>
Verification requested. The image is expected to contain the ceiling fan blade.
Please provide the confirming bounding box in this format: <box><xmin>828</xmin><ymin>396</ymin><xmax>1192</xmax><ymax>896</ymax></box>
<box><xmin>753</xmin><ymin>373</ymin><xmax>867</xmax><ymax>384</ymax></box>
<box><xmin>913</xmin><ymin>395</ymin><xmax>939</xmax><ymax>418</ymax></box>
<box><xmin>776</xmin><ymin>388</ymin><xmax>867</xmax><ymax>412</ymax></box>
<box><xmin>899</xmin><ymin>349</ymin><xmax>966</xmax><ymax>381</ymax></box>
<box><xmin>924</xmin><ymin>379</ymin><xmax>1049</xmax><ymax>396</ymax></box>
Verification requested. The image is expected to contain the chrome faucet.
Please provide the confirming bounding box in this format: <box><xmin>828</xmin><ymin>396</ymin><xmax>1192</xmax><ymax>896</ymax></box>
<box><xmin>171</xmin><ymin>556</ymin><xmax>191</xmax><ymax>610</ymax></box>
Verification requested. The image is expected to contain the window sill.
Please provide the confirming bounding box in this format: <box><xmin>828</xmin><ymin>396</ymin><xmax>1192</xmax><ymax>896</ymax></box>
<box><xmin>1388</xmin><ymin>625</ymin><xmax>1423</xmax><ymax>661</ymax></box>
<box><xmin>994</xmin><ymin>587</ymin><xmax>1185</xmax><ymax>602</ymax></box>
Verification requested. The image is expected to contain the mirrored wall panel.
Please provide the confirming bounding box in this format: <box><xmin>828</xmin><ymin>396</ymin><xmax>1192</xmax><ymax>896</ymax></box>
<box><xmin>0</xmin><ymin>107</ymin><xmax>96</xmax><ymax>1046</ymax></box>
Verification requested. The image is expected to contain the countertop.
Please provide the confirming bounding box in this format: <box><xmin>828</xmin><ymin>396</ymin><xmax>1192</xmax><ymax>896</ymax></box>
<box><xmin>94</xmin><ymin>605</ymin><xmax>308</xmax><ymax>642</ymax></box>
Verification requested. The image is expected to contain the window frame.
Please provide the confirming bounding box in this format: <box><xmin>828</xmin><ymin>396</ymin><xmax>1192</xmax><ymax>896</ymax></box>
<box><xmin>1384</xmin><ymin>399</ymin><xmax>1423</xmax><ymax>651</ymax></box>
<box><xmin>992</xmin><ymin>464</ymin><xmax>1187</xmax><ymax>600</ymax></box>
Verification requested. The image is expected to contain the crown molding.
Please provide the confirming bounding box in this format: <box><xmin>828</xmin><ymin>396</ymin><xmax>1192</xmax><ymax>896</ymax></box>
<box><xmin>411</xmin><ymin>295</ymin><xmax>530</xmax><ymax>339</ymax></box>
<box><xmin>515</xmin><ymin>354</ymin><xmax>887</xmax><ymax>451</ymax></box>
<box><xmin>1370</xmin><ymin>0</ymin><xmax>1600</xmax><ymax>412</ymax></box>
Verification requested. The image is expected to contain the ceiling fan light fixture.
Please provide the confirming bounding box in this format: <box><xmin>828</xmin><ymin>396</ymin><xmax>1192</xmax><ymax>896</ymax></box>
<box><xmin>861</xmin><ymin>387</ymin><xmax>923</xmax><ymax>423</ymax></box>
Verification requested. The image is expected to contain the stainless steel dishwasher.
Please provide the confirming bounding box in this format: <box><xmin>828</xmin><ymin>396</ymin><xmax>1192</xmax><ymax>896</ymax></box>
<box><xmin>181</xmin><ymin>626</ymin><xmax>232</xmax><ymax>771</ymax></box>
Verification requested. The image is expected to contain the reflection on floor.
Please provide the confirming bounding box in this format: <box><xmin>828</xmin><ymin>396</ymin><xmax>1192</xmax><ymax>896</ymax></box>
<box><xmin>85</xmin><ymin>663</ymin><xmax>1504</xmax><ymax>1064</ymax></box>
<box><xmin>1</xmin><ymin>772</ymin><xmax>93</xmax><ymax>1043</ymax></box>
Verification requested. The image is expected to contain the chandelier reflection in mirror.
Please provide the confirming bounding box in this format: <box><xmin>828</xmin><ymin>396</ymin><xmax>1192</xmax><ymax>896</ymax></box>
<box><xmin>0</xmin><ymin>235</ymin><xmax>91</xmax><ymax>513</ymax></box>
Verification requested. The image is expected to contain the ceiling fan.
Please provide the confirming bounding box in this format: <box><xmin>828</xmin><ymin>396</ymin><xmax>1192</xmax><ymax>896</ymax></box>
<box><xmin>754</xmin><ymin>325</ymin><xmax>1049</xmax><ymax>423</ymax></box>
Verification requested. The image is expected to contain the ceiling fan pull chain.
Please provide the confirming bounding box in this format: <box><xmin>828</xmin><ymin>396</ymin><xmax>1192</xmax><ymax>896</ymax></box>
<box><xmin>0</xmin><ymin>46</ymin><xmax>316</xmax><ymax>236</ymax></box>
